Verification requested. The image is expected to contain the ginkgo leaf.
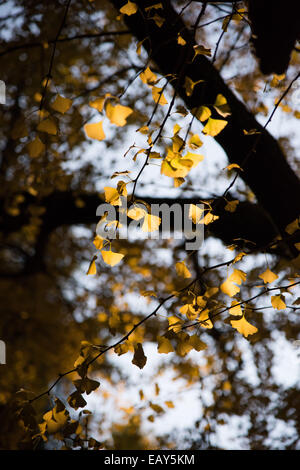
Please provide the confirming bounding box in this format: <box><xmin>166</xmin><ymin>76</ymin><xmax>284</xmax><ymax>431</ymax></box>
<box><xmin>27</xmin><ymin>136</ymin><xmax>45</xmax><ymax>158</ymax></box>
<box><xmin>152</xmin><ymin>86</ymin><xmax>168</xmax><ymax>106</ymax></box>
<box><xmin>140</xmin><ymin>67</ymin><xmax>157</xmax><ymax>86</ymax></box>
<box><xmin>132</xmin><ymin>343</ymin><xmax>147</xmax><ymax>369</ymax></box>
<box><xmin>177</xmin><ymin>34</ymin><xmax>186</xmax><ymax>45</ymax></box>
<box><xmin>189</xmin><ymin>204</ymin><xmax>204</xmax><ymax>224</ymax></box>
<box><xmin>157</xmin><ymin>336</ymin><xmax>174</xmax><ymax>354</ymax></box>
<box><xmin>188</xmin><ymin>134</ymin><xmax>203</xmax><ymax>149</ymax></box>
<box><xmin>225</xmin><ymin>200</ymin><xmax>239</xmax><ymax>212</ymax></box>
<box><xmin>231</xmin><ymin>269</ymin><xmax>247</xmax><ymax>285</ymax></box>
<box><xmin>101</xmin><ymin>250</ymin><xmax>124</xmax><ymax>267</ymax></box>
<box><xmin>120</xmin><ymin>1</ymin><xmax>138</xmax><ymax>15</ymax></box>
<box><xmin>221</xmin><ymin>278</ymin><xmax>240</xmax><ymax>297</ymax></box>
<box><xmin>229</xmin><ymin>300</ymin><xmax>243</xmax><ymax>316</ymax></box>
<box><xmin>193</xmin><ymin>106</ymin><xmax>211</xmax><ymax>122</ymax></box>
<box><xmin>285</xmin><ymin>218</ymin><xmax>299</xmax><ymax>235</ymax></box>
<box><xmin>51</xmin><ymin>94</ymin><xmax>72</xmax><ymax>114</ymax></box>
<box><xmin>175</xmin><ymin>261</ymin><xmax>191</xmax><ymax>278</ymax></box>
<box><xmin>259</xmin><ymin>268</ymin><xmax>278</xmax><ymax>284</ymax></box>
<box><xmin>214</xmin><ymin>94</ymin><xmax>231</xmax><ymax>117</ymax></box>
<box><xmin>68</xmin><ymin>391</ymin><xmax>87</xmax><ymax>410</ymax></box>
<box><xmin>198</xmin><ymin>309</ymin><xmax>213</xmax><ymax>328</ymax></box>
<box><xmin>230</xmin><ymin>316</ymin><xmax>258</xmax><ymax>337</ymax></box>
<box><xmin>193</xmin><ymin>44</ymin><xmax>211</xmax><ymax>58</ymax></box>
<box><xmin>93</xmin><ymin>235</ymin><xmax>103</xmax><ymax>250</ymax></box>
<box><xmin>37</xmin><ymin>118</ymin><xmax>57</xmax><ymax>135</ymax></box>
<box><xmin>271</xmin><ymin>295</ymin><xmax>286</xmax><ymax>310</ymax></box>
<box><xmin>114</xmin><ymin>342</ymin><xmax>129</xmax><ymax>356</ymax></box>
<box><xmin>184</xmin><ymin>76</ymin><xmax>204</xmax><ymax>97</ymax></box>
<box><xmin>202</xmin><ymin>118</ymin><xmax>228</xmax><ymax>136</ymax></box>
<box><xmin>84</xmin><ymin>121</ymin><xmax>105</xmax><ymax>140</ymax></box>
<box><xmin>225</xmin><ymin>163</ymin><xmax>243</xmax><ymax>171</ymax></box>
<box><xmin>176</xmin><ymin>335</ymin><xmax>193</xmax><ymax>357</ymax></box>
<box><xmin>106</xmin><ymin>103</ymin><xmax>133</xmax><ymax>126</ymax></box>
<box><xmin>127</xmin><ymin>205</ymin><xmax>146</xmax><ymax>220</ymax></box>
<box><xmin>141</xmin><ymin>213</ymin><xmax>161</xmax><ymax>232</ymax></box>
<box><xmin>86</xmin><ymin>258</ymin><xmax>97</xmax><ymax>275</ymax></box>
<box><xmin>189</xmin><ymin>334</ymin><xmax>207</xmax><ymax>351</ymax></box>
<box><xmin>89</xmin><ymin>97</ymin><xmax>105</xmax><ymax>113</ymax></box>
<box><xmin>168</xmin><ymin>315</ymin><xmax>183</xmax><ymax>333</ymax></box>
<box><xmin>165</xmin><ymin>401</ymin><xmax>175</xmax><ymax>408</ymax></box>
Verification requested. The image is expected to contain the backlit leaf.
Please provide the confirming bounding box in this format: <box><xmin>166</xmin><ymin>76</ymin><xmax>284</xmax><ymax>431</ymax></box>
<box><xmin>101</xmin><ymin>250</ymin><xmax>124</xmax><ymax>267</ymax></box>
<box><xmin>106</xmin><ymin>103</ymin><xmax>133</xmax><ymax>126</ymax></box>
<box><xmin>259</xmin><ymin>268</ymin><xmax>278</xmax><ymax>284</ymax></box>
<box><xmin>202</xmin><ymin>118</ymin><xmax>228</xmax><ymax>136</ymax></box>
<box><xmin>230</xmin><ymin>316</ymin><xmax>258</xmax><ymax>337</ymax></box>
<box><xmin>51</xmin><ymin>94</ymin><xmax>72</xmax><ymax>114</ymax></box>
<box><xmin>84</xmin><ymin>121</ymin><xmax>105</xmax><ymax>140</ymax></box>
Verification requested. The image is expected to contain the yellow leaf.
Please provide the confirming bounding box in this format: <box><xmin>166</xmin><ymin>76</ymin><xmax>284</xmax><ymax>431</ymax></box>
<box><xmin>189</xmin><ymin>204</ymin><xmax>204</xmax><ymax>224</ymax></box>
<box><xmin>229</xmin><ymin>300</ymin><xmax>243</xmax><ymax>316</ymax></box>
<box><xmin>175</xmin><ymin>261</ymin><xmax>191</xmax><ymax>279</ymax></box>
<box><xmin>174</xmin><ymin>177</ymin><xmax>185</xmax><ymax>187</ymax></box>
<box><xmin>37</xmin><ymin>118</ymin><xmax>57</xmax><ymax>135</ymax></box>
<box><xmin>51</xmin><ymin>94</ymin><xmax>72</xmax><ymax>114</ymax></box>
<box><xmin>89</xmin><ymin>97</ymin><xmax>105</xmax><ymax>113</ymax></box>
<box><xmin>152</xmin><ymin>86</ymin><xmax>168</xmax><ymax>105</ymax></box>
<box><xmin>141</xmin><ymin>213</ymin><xmax>161</xmax><ymax>232</ymax></box>
<box><xmin>84</xmin><ymin>121</ymin><xmax>105</xmax><ymax>140</ymax></box>
<box><xmin>127</xmin><ymin>205</ymin><xmax>146</xmax><ymax>220</ymax></box>
<box><xmin>214</xmin><ymin>94</ymin><xmax>231</xmax><ymax>117</ymax></box>
<box><xmin>176</xmin><ymin>335</ymin><xmax>193</xmax><ymax>357</ymax></box>
<box><xmin>86</xmin><ymin>258</ymin><xmax>97</xmax><ymax>275</ymax></box>
<box><xmin>140</xmin><ymin>67</ymin><xmax>157</xmax><ymax>86</ymax></box>
<box><xmin>285</xmin><ymin>218</ymin><xmax>299</xmax><ymax>235</ymax></box>
<box><xmin>120</xmin><ymin>1</ymin><xmax>138</xmax><ymax>15</ymax></box>
<box><xmin>114</xmin><ymin>342</ymin><xmax>129</xmax><ymax>356</ymax></box>
<box><xmin>106</xmin><ymin>103</ymin><xmax>133</xmax><ymax>126</ymax></box>
<box><xmin>259</xmin><ymin>268</ymin><xmax>278</xmax><ymax>284</ymax></box>
<box><xmin>202</xmin><ymin>118</ymin><xmax>228</xmax><ymax>136</ymax></box>
<box><xmin>193</xmin><ymin>105</ymin><xmax>211</xmax><ymax>122</ymax></box>
<box><xmin>201</xmin><ymin>211</ymin><xmax>219</xmax><ymax>225</ymax></box>
<box><xmin>193</xmin><ymin>44</ymin><xmax>211</xmax><ymax>58</ymax></box>
<box><xmin>198</xmin><ymin>309</ymin><xmax>213</xmax><ymax>328</ymax></box>
<box><xmin>165</xmin><ymin>401</ymin><xmax>175</xmax><ymax>408</ymax></box>
<box><xmin>231</xmin><ymin>269</ymin><xmax>247</xmax><ymax>285</ymax></box>
<box><xmin>93</xmin><ymin>235</ymin><xmax>103</xmax><ymax>250</ymax></box>
<box><xmin>157</xmin><ymin>336</ymin><xmax>174</xmax><ymax>354</ymax></box>
<box><xmin>168</xmin><ymin>315</ymin><xmax>183</xmax><ymax>333</ymax></box>
<box><xmin>101</xmin><ymin>250</ymin><xmax>124</xmax><ymax>267</ymax></box>
<box><xmin>27</xmin><ymin>136</ymin><xmax>45</xmax><ymax>158</ymax></box>
<box><xmin>104</xmin><ymin>186</ymin><xmax>120</xmax><ymax>205</ymax></box>
<box><xmin>225</xmin><ymin>200</ymin><xmax>239</xmax><ymax>212</ymax></box>
<box><xmin>271</xmin><ymin>295</ymin><xmax>286</xmax><ymax>310</ymax></box>
<box><xmin>230</xmin><ymin>316</ymin><xmax>258</xmax><ymax>337</ymax></box>
<box><xmin>221</xmin><ymin>278</ymin><xmax>240</xmax><ymax>297</ymax></box>
<box><xmin>188</xmin><ymin>134</ymin><xmax>203</xmax><ymax>149</ymax></box>
<box><xmin>189</xmin><ymin>334</ymin><xmax>207</xmax><ymax>351</ymax></box>
<box><xmin>294</xmin><ymin>242</ymin><xmax>300</xmax><ymax>251</ymax></box>
<box><xmin>132</xmin><ymin>343</ymin><xmax>147</xmax><ymax>369</ymax></box>
<box><xmin>177</xmin><ymin>34</ymin><xmax>186</xmax><ymax>46</ymax></box>
<box><xmin>225</xmin><ymin>163</ymin><xmax>243</xmax><ymax>171</ymax></box>
<box><xmin>184</xmin><ymin>76</ymin><xmax>204</xmax><ymax>97</ymax></box>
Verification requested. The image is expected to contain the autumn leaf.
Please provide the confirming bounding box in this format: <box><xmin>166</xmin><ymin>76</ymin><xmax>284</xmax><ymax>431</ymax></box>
<box><xmin>189</xmin><ymin>204</ymin><xmax>204</xmax><ymax>224</ymax></box>
<box><xmin>132</xmin><ymin>343</ymin><xmax>147</xmax><ymax>369</ymax></box>
<box><xmin>101</xmin><ymin>250</ymin><xmax>124</xmax><ymax>267</ymax></box>
<box><xmin>202</xmin><ymin>118</ymin><xmax>228</xmax><ymax>137</ymax></box>
<box><xmin>271</xmin><ymin>295</ymin><xmax>286</xmax><ymax>310</ymax></box>
<box><xmin>229</xmin><ymin>300</ymin><xmax>243</xmax><ymax>316</ymax></box>
<box><xmin>51</xmin><ymin>94</ymin><xmax>72</xmax><ymax>114</ymax></box>
<box><xmin>152</xmin><ymin>86</ymin><xmax>168</xmax><ymax>105</ymax></box>
<box><xmin>192</xmin><ymin>105</ymin><xmax>211</xmax><ymax>122</ymax></box>
<box><xmin>86</xmin><ymin>257</ymin><xmax>97</xmax><ymax>275</ymax></box>
<box><xmin>175</xmin><ymin>261</ymin><xmax>191</xmax><ymax>278</ymax></box>
<box><xmin>140</xmin><ymin>67</ymin><xmax>157</xmax><ymax>86</ymax></box>
<box><xmin>230</xmin><ymin>316</ymin><xmax>258</xmax><ymax>338</ymax></box>
<box><xmin>106</xmin><ymin>103</ymin><xmax>133</xmax><ymax>126</ymax></box>
<box><xmin>84</xmin><ymin>121</ymin><xmax>105</xmax><ymax>140</ymax></box>
<box><xmin>259</xmin><ymin>268</ymin><xmax>278</xmax><ymax>284</ymax></box>
<box><xmin>141</xmin><ymin>213</ymin><xmax>161</xmax><ymax>232</ymax></box>
<box><xmin>37</xmin><ymin>118</ymin><xmax>57</xmax><ymax>135</ymax></box>
<box><xmin>225</xmin><ymin>200</ymin><xmax>239</xmax><ymax>212</ymax></box>
<box><xmin>157</xmin><ymin>336</ymin><xmax>174</xmax><ymax>354</ymax></box>
<box><xmin>27</xmin><ymin>136</ymin><xmax>45</xmax><ymax>158</ymax></box>
<box><xmin>120</xmin><ymin>1</ymin><xmax>138</xmax><ymax>16</ymax></box>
